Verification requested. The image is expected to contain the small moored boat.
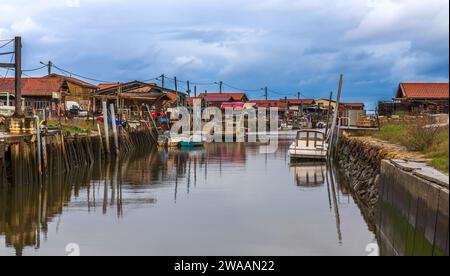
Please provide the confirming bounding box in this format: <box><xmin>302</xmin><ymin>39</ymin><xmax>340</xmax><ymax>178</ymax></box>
<box><xmin>288</xmin><ymin>129</ymin><xmax>328</xmax><ymax>160</ymax></box>
<box><xmin>179</xmin><ymin>136</ymin><xmax>204</xmax><ymax>148</ymax></box>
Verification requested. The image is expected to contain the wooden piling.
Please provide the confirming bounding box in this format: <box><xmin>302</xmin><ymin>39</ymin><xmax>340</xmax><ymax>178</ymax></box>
<box><xmin>102</xmin><ymin>101</ymin><xmax>111</xmax><ymax>155</ymax></box>
<box><xmin>110</xmin><ymin>104</ymin><xmax>120</xmax><ymax>155</ymax></box>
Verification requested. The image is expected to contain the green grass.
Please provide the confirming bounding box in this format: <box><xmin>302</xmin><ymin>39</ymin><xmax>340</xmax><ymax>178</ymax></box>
<box><xmin>371</xmin><ymin>123</ymin><xmax>408</xmax><ymax>143</ymax></box>
<box><xmin>426</xmin><ymin>127</ymin><xmax>449</xmax><ymax>173</ymax></box>
<box><xmin>368</xmin><ymin>123</ymin><xmax>449</xmax><ymax>173</ymax></box>
<box><xmin>47</xmin><ymin>119</ymin><xmax>99</xmax><ymax>136</ymax></box>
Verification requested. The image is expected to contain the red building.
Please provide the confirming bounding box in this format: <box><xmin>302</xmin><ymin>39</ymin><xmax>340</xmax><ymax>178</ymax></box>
<box><xmin>379</xmin><ymin>83</ymin><xmax>449</xmax><ymax>115</ymax></box>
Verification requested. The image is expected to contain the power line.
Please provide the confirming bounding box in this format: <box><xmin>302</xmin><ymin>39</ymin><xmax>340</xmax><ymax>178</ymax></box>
<box><xmin>23</xmin><ymin>65</ymin><xmax>47</xmax><ymax>72</ymax></box>
<box><xmin>2</xmin><ymin>54</ymin><xmax>14</xmax><ymax>80</ymax></box>
<box><xmin>2</xmin><ymin>59</ymin><xmax>312</xmax><ymax>100</ymax></box>
<box><xmin>52</xmin><ymin>64</ymin><xmax>115</xmax><ymax>83</ymax></box>
<box><xmin>0</xmin><ymin>39</ymin><xmax>14</xmax><ymax>49</ymax></box>
<box><xmin>222</xmin><ymin>82</ymin><xmax>261</xmax><ymax>92</ymax></box>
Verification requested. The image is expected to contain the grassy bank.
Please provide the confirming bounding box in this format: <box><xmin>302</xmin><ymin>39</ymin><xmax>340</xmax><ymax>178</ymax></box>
<box><xmin>369</xmin><ymin>122</ymin><xmax>449</xmax><ymax>173</ymax></box>
<box><xmin>47</xmin><ymin>119</ymin><xmax>99</xmax><ymax>136</ymax></box>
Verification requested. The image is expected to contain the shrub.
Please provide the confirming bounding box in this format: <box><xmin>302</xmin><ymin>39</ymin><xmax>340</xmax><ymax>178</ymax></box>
<box><xmin>401</xmin><ymin>124</ymin><xmax>442</xmax><ymax>152</ymax></box>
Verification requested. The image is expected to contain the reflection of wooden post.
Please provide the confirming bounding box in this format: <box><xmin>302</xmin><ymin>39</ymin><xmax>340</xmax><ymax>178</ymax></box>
<box><xmin>102</xmin><ymin>100</ymin><xmax>110</xmax><ymax>155</ymax></box>
<box><xmin>110</xmin><ymin>103</ymin><xmax>119</xmax><ymax>155</ymax></box>
<box><xmin>97</xmin><ymin>123</ymin><xmax>104</xmax><ymax>156</ymax></box>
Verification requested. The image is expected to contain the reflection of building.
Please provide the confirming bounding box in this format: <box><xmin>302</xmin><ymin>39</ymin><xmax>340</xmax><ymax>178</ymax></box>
<box><xmin>289</xmin><ymin>162</ymin><xmax>326</xmax><ymax>187</ymax></box>
<box><xmin>0</xmin><ymin>173</ymin><xmax>82</xmax><ymax>255</ymax></box>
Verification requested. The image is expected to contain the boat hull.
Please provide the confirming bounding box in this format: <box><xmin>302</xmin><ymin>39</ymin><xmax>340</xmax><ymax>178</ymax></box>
<box><xmin>179</xmin><ymin>142</ymin><xmax>204</xmax><ymax>148</ymax></box>
<box><xmin>288</xmin><ymin>148</ymin><xmax>328</xmax><ymax>160</ymax></box>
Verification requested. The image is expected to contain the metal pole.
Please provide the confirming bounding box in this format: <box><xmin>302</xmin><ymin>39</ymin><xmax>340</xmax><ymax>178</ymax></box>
<box><xmin>14</xmin><ymin>37</ymin><xmax>22</xmax><ymax>117</ymax></box>
<box><xmin>219</xmin><ymin>81</ymin><xmax>223</xmax><ymax>94</ymax></box>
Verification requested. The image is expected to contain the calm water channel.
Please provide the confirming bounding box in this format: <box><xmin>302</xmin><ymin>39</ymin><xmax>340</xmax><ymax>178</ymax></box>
<box><xmin>0</xmin><ymin>140</ymin><xmax>377</xmax><ymax>256</ymax></box>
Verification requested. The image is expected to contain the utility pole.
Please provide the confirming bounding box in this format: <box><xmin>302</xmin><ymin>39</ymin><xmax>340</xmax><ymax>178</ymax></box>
<box><xmin>194</xmin><ymin>85</ymin><xmax>197</xmax><ymax>97</ymax></box>
<box><xmin>161</xmin><ymin>74</ymin><xmax>165</xmax><ymax>88</ymax></box>
<box><xmin>219</xmin><ymin>81</ymin><xmax>223</xmax><ymax>94</ymax></box>
<box><xmin>297</xmin><ymin>92</ymin><xmax>300</xmax><ymax>100</ymax></box>
<box><xmin>40</xmin><ymin>61</ymin><xmax>52</xmax><ymax>76</ymax></box>
<box><xmin>174</xmin><ymin>76</ymin><xmax>178</xmax><ymax>106</ymax></box>
<box><xmin>0</xmin><ymin>37</ymin><xmax>22</xmax><ymax>117</ymax></box>
<box><xmin>187</xmin><ymin>80</ymin><xmax>191</xmax><ymax>97</ymax></box>
<box><xmin>285</xmin><ymin>96</ymin><xmax>288</xmax><ymax>116</ymax></box>
<box><xmin>14</xmin><ymin>37</ymin><xmax>22</xmax><ymax>117</ymax></box>
<box><xmin>48</xmin><ymin>61</ymin><xmax>52</xmax><ymax>75</ymax></box>
<box><xmin>46</xmin><ymin>61</ymin><xmax>52</xmax><ymax>76</ymax></box>
<box><xmin>263</xmin><ymin>87</ymin><xmax>268</xmax><ymax>100</ymax></box>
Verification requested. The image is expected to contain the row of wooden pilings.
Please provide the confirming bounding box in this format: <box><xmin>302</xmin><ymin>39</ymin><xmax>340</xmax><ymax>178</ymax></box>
<box><xmin>0</xmin><ymin>126</ymin><xmax>157</xmax><ymax>186</ymax></box>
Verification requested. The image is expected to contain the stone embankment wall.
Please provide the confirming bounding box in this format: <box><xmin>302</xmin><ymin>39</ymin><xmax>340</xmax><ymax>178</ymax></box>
<box><xmin>336</xmin><ymin>135</ymin><xmax>402</xmax><ymax>210</ymax></box>
<box><xmin>337</xmin><ymin>134</ymin><xmax>449</xmax><ymax>256</ymax></box>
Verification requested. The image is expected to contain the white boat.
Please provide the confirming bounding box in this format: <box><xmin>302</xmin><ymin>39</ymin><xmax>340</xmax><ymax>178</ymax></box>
<box><xmin>288</xmin><ymin>129</ymin><xmax>328</xmax><ymax>160</ymax></box>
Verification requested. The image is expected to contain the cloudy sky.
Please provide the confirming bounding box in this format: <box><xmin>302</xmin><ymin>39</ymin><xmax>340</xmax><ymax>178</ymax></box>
<box><xmin>0</xmin><ymin>0</ymin><xmax>448</xmax><ymax>108</ymax></box>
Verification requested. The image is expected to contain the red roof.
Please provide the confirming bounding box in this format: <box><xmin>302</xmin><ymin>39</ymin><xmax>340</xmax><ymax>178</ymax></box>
<box><xmin>0</xmin><ymin>77</ymin><xmax>64</xmax><ymax>96</ymax></box>
<box><xmin>287</xmin><ymin>99</ymin><xmax>315</xmax><ymax>105</ymax></box>
<box><xmin>98</xmin><ymin>83</ymin><xmax>118</xmax><ymax>90</ymax></box>
<box><xmin>198</xmin><ymin>93</ymin><xmax>247</xmax><ymax>102</ymax></box>
<box><xmin>221</xmin><ymin>102</ymin><xmax>245</xmax><ymax>109</ymax></box>
<box><xmin>398</xmin><ymin>83</ymin><xmax>449</xmax><ymax>99</ymax></box>
<box><xmin>204</xmin><ymin>96</ymin><xmax>233</xmax><ymax>102</ymax></box>
<box><xmin>342</xmin><ymin>103</ymin><xmax>365</xmax><ymax>108</ymax></box>
<box><xmin>45</xmin><ymin>74</ymin><xmax>97</xmax><ymax>89</ymax></box>
<box><xmin>249</xmin><ymin>100</ymin><xmax>288</xmax><ymax>109</ymax></box>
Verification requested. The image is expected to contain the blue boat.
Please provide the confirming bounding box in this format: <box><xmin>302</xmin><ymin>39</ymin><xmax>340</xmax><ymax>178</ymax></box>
<box><xmin>179</xmin><ymin>141</ymin><xmax>204</xmax><ymax>148</ymax></box>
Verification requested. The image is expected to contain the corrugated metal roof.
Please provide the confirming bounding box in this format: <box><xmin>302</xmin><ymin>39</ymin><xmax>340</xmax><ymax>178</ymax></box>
<box><xmin>399</xmin><ymin>83</ymin><xmax>449</xmax><ymax>99</ymax></box>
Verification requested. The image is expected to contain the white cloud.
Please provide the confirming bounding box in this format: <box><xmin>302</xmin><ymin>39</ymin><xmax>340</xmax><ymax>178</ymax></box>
<box><xmin>0</xmin><ymin>0</ymin><xmax>447</xmax><ymax>104</ymax></box>
<box><xmin>65</xmin><ymin>0</ymin><xmax>81</xmax><ymax>8</ymax></box>
<box><xmin>11</xmin><ymin>17</ymin><xmax>42</xmax><ymax>34</ymax></box>
<box><xmin>173</xmin><ymin>56</ymin><xmax>204</xmax><ymax>68</ymax></box>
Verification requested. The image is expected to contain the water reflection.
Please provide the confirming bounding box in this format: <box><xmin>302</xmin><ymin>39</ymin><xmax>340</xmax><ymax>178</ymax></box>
<box><xmin>289</xmin><ymin>162</ymin><xmax>326</xmax><ymax>188</ymax></box>
<box><xmin>1</xmin><ymin>142</ymin><xmax>377</xmax><ymax>256</ymax></box>
<box><xmin>288</xmin><ymin>161</ymin><xmax>345</xmax><ymax>244</ymax></box>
